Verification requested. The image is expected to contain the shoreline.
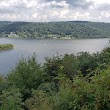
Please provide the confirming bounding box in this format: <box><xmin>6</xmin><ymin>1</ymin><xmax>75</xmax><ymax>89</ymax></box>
<box><xmin>1</xmin><ymin>36</ymin><xmax>109</xmax><ymax>40</ymax></box>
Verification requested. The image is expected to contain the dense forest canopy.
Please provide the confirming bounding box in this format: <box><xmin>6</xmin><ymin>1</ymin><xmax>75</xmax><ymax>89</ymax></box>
<box><xmin>0</xmin><ymin>21</ymin><xmax>110</xmax><ymax>38</ymax></box>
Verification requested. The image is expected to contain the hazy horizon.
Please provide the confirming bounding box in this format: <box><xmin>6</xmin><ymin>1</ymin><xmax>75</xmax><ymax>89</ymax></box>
<box><xmin>0</xmin><ymin>20</ymin><xmax>110</xmax><ymax>24</ymax></box>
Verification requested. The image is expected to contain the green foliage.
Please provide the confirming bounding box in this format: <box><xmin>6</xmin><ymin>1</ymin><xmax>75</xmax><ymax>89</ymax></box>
<box><xmin>0</xmin><ymin>75</ymin><xmax>7</xmax><ymax>94</ymax></box>
<box><xmin>0</xmin><ymin>21</ymin><xmax>110</xmax><ymax>38</ymax></box>
<box><xmin>77</xmin><ymin>52</ymin><xmax>98</xmax><ymax>76</ymax></box>
<box><xmin>53</xmin><ymin>69</ymin><xmax>110</xmax><ymax>110</ymax></box>
<box><xmin>44</xmin><ymin>56</ymin><xmax>63</xmax><ymax>81</ymax></box>
<box><xmin>61</xmin><ymin>54</ymin><xmax>80</xmax><ymax>78</ymax></box>
<box><xmin>98</xmin><ymin>47</ymin><xmax>110</xmax><ymax>64</ymax></box>
<box><xmin>0</xmin><ymin>44</ymin><xmax>13</xmax><ymax>50</ymax></box>
<box><xmin>7</xmin><ymin>55</ymin><xmax>44</xmax><ymax>100</ymax></box>
<box><xmin>0</xmin><ymin>88</ymin><xmax>23</xmax><ymax>110</ymax></box>
<box><xmin>25</xmin><ymin>89</ymin><xmax>53</xmax><ymax>110</ymax></box>
<box><xmin>44</xmin><ymin>52</ymin><xmax>98</xmax><ymax>80</ymax></box>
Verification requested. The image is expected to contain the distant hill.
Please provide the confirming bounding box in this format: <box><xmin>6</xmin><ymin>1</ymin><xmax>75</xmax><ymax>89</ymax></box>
<box><xmin>0</xmin><ymin>21</ymin><xmax>110</xmax><ymax>38</ymax></box>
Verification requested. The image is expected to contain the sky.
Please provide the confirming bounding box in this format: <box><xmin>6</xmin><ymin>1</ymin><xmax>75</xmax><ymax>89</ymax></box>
<box><xmin>0</xmin><ymin>0</ymin><xmax>110</xmax><ymax>22</ymax></box>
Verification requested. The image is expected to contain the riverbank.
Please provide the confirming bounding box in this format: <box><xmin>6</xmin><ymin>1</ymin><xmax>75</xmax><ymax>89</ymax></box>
<box><xmin>4</xmin><ymin>36</ymin><xmax>109</xmax><ymax>40</ymax></box>
<box><xmin>0</xmin><ymin>44</ymin><xmax>14</xmax><ymax>50</ymax></box>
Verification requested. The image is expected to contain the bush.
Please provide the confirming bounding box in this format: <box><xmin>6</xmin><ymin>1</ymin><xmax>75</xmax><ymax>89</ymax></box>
<box><xmin>53</xmin><ymin>68</ymin><xmax>110</xmax><ymax>110</ymax></box>
<box><xmin>7</xmin><ymin>55</ymin><xmax>44</xmax><ymax>100</ymax></box>
<box><xmin>0</xmin><ymin>88</ymin><xmax>23</xmax><ymax>110</ymax></box>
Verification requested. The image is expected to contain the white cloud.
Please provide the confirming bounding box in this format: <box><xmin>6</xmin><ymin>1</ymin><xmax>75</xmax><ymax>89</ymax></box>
<box><xmin>66</xmin><ymin>11</ymin><xmax>91</xmax><ymax>21</ymax></box>
<box><xmin>0</xmin><ymin>0</ymin><xmax>110</xmax><ymax>22</ymax></box>
<box><xmin>101</xmin><ymin>11</ymin><xmax>110</xmax><ymax>18</ymax></box>
<box><xmin>91</xmin><ymin>0</ymin><xmax>110</xmax><ymax>4</ymax></box>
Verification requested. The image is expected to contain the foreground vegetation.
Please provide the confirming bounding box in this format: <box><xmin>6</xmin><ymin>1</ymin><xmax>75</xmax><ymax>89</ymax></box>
<box><xmin>0</xmin><ymin>44</ymin><xmax>13</xmax><ymax>50</ymax></box>
<box><xmin>1</xmin><ymin>47</ymin><xmax>110</xmax><ymax>109</ymax></box>
<box><xmin>0</xmin><ymin>21</ymin><xmax>110</xmax><ymax>38</ymax></box>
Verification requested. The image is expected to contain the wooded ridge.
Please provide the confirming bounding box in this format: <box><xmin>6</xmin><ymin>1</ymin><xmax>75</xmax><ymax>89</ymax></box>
<box><xmin>0</xmin><ymin>21</ymin><xmax>110</xmax><ymax>38</ymax></box>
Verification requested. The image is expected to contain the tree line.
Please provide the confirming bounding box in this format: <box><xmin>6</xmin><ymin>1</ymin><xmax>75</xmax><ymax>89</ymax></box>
<box><xmin>0</xmin><ymin>21</ymin><xmax>110</xmax><ymax>38</ymax></box>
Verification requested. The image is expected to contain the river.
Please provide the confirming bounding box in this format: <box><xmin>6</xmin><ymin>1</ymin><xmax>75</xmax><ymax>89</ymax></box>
<box><xmin>0</xmin><ymin>38</ymin><xmax>109</xmax><ymax>74</ymax></box>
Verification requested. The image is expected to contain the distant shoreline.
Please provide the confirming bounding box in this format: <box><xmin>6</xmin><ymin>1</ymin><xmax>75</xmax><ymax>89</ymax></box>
<box><xmin>1</xmin><ymin>36</ymin><xmax>109</xmax><ymax>40</ymax></box>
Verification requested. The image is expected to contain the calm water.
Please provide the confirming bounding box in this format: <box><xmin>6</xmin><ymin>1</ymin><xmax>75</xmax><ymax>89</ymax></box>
<box><xmin>0</xmin><ymin>38</ymin><xmax>109</xmax><ymax>74</ymax></box>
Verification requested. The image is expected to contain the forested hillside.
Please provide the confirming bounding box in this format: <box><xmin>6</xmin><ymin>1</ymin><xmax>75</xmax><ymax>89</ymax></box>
<box><xmin>0</xmin><ymin>21</ymin><xmax>110</xmax><ymax>38</ymax></box>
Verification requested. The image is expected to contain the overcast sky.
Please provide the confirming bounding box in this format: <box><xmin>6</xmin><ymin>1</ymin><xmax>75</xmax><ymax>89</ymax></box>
<box><xmin>0</xmin><ymin>0</ymin><xmax>110</xmax><ymax>22</ymax></box>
